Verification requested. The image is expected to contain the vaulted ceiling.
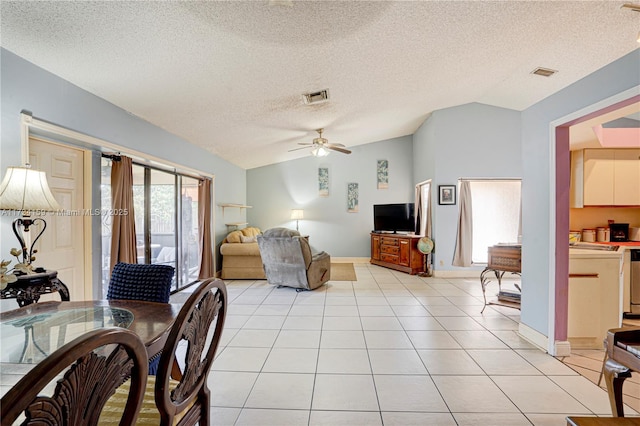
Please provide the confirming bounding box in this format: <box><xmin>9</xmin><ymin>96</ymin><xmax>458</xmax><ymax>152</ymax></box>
<box><xmin>1</xmin><ymin>1</ymin><xmax>638</xmax><ymax>169</ymax></box>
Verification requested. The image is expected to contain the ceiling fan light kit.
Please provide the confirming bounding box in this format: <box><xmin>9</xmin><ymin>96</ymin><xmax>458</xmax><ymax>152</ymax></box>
<box><xmin>311</xmin><ymin>146</ymin><xmax>330</xmax><ymax>157</ymax></box>
<box><xmin>288</xmin><ymin>128</ymin><xmax>352</xmax><ymax>157</ymax></box>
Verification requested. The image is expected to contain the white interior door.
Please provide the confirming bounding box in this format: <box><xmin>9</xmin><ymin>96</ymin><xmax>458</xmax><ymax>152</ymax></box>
<box><xmin>29</xmin><ymin>138</ymin><xmax>87</xmax><ymax>301</ymax></box>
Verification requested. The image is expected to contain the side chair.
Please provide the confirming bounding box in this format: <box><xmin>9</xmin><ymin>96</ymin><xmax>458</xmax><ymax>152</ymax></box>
<box><xmin>107</xmin><ymin>262</ymin><xmax>175</xmax><ymax>375</ymax></box>
<box><xmin>107</xmin><ymin>262</ymin><xmax>175</xmax><ymax>304</ymax></box>
<box><xmin>1</xmin><ymin>327</ymin><xmax>148</xmax><ymax>426</ymax></box>
<box><xmin>102</xmin><ymin>277</ymin><xmax>227</xmax><ymax>425</ymax></box>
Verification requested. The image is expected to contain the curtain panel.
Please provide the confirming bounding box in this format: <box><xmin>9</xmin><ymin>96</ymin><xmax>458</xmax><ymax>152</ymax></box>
<box><xmin>452</xmin><ymin>180</ymin><xmax>473</xmax><ymax>267</ymax></box>
<box><xmin>109</xmin><ymin>156</ymin><xmax>137</xmax><ymax>272</ymax></box>
<box><xmin>197</xmin><ymin>178</ymin><xmax>214</xmax><ymax>279</ymax></box>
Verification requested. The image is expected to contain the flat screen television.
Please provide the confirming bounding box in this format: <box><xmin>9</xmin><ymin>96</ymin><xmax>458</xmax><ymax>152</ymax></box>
<box><xmin>373</xmin><ymin>203</ymin><xmax>416</xmax><ymax>234</ymax></box>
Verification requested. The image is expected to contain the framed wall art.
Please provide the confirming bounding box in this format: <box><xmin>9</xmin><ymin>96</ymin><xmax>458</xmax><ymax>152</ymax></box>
<box><xmin>438</xmin><ymin>185</ymin><xmax>456</xmax><ymax>205</ymax></box>
<box><xmin>347</xmin><ymin>182</ymin><xmax>359</xmax><ymax>212</ymax></box>
<box><xmin>377</xmin><ymin>159</ymin><xmax>388</xmax><ymax>189</ymax></box>
<box><xmin>318</xmin><ymin>167</ymin><xmax>329</xmax><ymax>197</ymax></box>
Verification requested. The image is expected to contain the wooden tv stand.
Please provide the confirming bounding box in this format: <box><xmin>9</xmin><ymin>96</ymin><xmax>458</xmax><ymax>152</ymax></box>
<box><xmin>370</xmin><ymin>233</ymin><xmax>424</xmax><ymax>275</ymax></box>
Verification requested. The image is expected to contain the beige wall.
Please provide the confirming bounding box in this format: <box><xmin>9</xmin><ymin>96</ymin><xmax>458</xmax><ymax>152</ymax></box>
<box><xmin>569</xmin><ymin>207</ymin><xmax>640</xmax><ymax>232</ymax></box>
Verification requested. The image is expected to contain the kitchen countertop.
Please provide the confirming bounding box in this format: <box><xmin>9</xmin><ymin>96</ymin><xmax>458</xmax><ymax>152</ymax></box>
<box><xmin>592</xmin><ymin>241</ymin><xmax>640</xmax><ymax>247</ymax></box>
<box><xmin>569</xmin><ymin>247</ymin><xmax>624</xmax><ymax>259</ymax></box>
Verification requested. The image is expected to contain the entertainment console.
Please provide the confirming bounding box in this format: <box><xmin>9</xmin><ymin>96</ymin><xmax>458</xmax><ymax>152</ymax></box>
<box><xmin>370</xmin><ymin>233</ymin><xmax>424</xmax><ymax>275</ymax></box>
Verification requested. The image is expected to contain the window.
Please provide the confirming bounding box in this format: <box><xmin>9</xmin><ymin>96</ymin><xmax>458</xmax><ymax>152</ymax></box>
<box><xmin>101</xmin><ymin>157</ymin><xmax>202</xmax><ymax>295</ymax></box>
<box><xmin>469</xmin><ymin>180</ymin><xmax>521</xmax><ymax>263</ymax></box>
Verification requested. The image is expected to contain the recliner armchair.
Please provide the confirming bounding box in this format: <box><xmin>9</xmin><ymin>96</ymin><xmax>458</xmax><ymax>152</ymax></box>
<box><xmin>257</xmin><ymin>227</ymin><xmax>330</xmax><ymax>291</ymax></box>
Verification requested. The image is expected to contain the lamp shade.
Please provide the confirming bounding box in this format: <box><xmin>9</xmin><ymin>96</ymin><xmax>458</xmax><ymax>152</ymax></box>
<box><xmin>290</xmin><ymin>209</ymin><xmax>304</xmax><ymax>220</ymax></box>
<box><xmin>0</xmin><ymin>167</ymin><xmax>61</xmax><ymax>212</ymax></box>
<box><xmin>311</xmin><ymin>146</ymin><xmax>330</xmax><ymax>157</ymax></box>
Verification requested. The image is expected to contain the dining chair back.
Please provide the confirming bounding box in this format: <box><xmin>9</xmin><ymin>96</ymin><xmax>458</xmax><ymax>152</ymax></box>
<box><xmin>151</xmin><ymin>278</ymin><xmax>227</xmax><ymax>425</ymax></box>
<box><xmin>1</xmin><ymin>327</ymin><xmax>148</xmax><ymax>426</ymax></box>
<box><xmin>107</xmin><ymin>262</ymin><xmax>175</xmax><ymax>303</ymax></box>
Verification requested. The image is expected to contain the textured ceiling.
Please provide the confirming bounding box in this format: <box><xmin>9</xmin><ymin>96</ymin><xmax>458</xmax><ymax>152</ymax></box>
<box><xmin>1</xmin><ymin>1</ymin><xmax>639</xmax><ymax>169</ymax></box>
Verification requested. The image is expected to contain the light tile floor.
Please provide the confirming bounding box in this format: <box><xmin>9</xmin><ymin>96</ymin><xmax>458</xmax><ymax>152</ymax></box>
<box><xmin>179</xmin><ymin>264</ymin><xmax>640</xmax><ymax>425</ymax></box>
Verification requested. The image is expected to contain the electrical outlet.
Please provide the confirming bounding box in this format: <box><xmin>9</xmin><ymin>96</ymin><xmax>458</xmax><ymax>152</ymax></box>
<box><xmin>439</xmin><ymin>260</ymin><xmax>444</xmax><ymax>266</ymax></box>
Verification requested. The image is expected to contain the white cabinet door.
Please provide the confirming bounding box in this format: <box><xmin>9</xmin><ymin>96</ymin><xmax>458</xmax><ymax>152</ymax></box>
<box><xmin>568</xmin><ymin>256</ymin><xmax>622</xmax><ymax>349</ymax></box>
<box><xmin>613</xmin><ymin>149</ymin><xmax>640</xmax><ymax>206</ymax></box>
<box><xmin>583</xmin><ymin>149</ymin><xmax>614</xmax><ymax>206</ymax></box>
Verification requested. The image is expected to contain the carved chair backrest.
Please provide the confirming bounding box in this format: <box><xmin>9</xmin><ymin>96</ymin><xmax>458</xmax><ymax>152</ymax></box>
<box><xmin>153</xmin><ymin>278</ymin><xmax>227</xmax><ymax>426</ymax></box>
<box><xmin>0</xmin><ymin>327</ymin><xmax>148</xmax><ymax>426</ymax></box>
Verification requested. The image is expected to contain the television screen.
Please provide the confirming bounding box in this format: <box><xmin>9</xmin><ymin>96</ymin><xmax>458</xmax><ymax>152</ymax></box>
<box><xmin>373</xmin><ymin>203</ymin><xmax>415</xmax><ymax>233</ymax></box>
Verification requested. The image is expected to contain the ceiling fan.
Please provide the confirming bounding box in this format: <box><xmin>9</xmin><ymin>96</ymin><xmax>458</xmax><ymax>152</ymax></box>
<box><xmin>288</xmin><ymin>129</ymin><xmax>352</xmax><ymax>157</ymax></box>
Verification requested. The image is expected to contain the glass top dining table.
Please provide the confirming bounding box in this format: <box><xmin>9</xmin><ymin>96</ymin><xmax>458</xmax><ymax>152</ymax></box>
<box><xmin>0</xmin><ymin>299</ymin><xmax>181</xmax><ymax>396</ymax></box>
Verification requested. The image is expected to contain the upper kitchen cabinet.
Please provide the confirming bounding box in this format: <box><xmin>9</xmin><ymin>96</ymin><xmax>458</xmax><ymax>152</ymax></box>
<box><xmin>571</xmin><ymin>148</ymin><xmax>640</xmax><ymax>207</ymax></box>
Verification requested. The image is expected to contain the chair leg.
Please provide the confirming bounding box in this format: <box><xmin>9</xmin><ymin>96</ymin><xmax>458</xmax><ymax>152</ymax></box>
<box><xmin>603</xmin><ymin>358</ymin><xmax>632</xmax><ymax>417</ymax></box>
<box><xmin>597</xmin><ymin>339</ymin><xmax>608</xmax><ymax>387</ymax></box>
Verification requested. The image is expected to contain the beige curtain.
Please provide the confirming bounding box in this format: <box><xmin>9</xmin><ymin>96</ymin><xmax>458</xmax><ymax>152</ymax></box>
<box><xmin>109</xmin><ymin>156</ymin><xmax>137</xmax><ymax>272</ymax></box>
<box><xmin>414</xmin><ymin>185</ymin><xmax>422</xmax><ymax>234</ymax></box>
<box><xmin>452</xmin><ymin>180</ymin><xmax>472</xmax><ymax>267</ymax></box>
<box><xmin>415</xmin><ymin>181</ymin><xmax>432</xmax><ymax>238</ymax></box>
<box><xmin>197</xmin><ymin>178</ymin><xmax>214</xmax><ymax>279</ymax></box>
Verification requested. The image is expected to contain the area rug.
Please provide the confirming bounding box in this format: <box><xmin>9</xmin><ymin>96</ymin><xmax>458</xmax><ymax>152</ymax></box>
<box><xmin>330</xmin><ymin>263</ymin><xmax>357</xmax><ymax>281</ymax></box>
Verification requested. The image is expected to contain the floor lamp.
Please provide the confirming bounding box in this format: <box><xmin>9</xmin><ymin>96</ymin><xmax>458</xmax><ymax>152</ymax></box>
<box><xmin>291</xmin><ymin>209</ymin><xmax>304</xmax><ymax>231</ymax></box>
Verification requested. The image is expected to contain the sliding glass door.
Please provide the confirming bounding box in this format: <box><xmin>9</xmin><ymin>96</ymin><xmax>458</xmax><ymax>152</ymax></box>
<box><xmin>101</xmin><ymin>157</ymin><xmax>202</xmax><ymax>295</ymax></box>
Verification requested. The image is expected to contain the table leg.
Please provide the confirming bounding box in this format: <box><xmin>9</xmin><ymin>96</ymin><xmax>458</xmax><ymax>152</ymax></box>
<box><xmin>603</xmin><ymin>358</ymin><xmax>632</xmax><ymax>417</ymax></box>
<box><xmin>480</xmin><ymin>267</ymin><xmax>492</xmax><ymax>313</ymax></box>
<box><xmin>51</xmin><ymin>277</ymin><xmax>70</xmax><ymax>301</ymax></box>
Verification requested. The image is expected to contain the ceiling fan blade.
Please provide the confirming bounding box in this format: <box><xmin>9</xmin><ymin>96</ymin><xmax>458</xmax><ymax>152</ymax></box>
<box><xmin>297</xmin><ymin>142</ymin><xmax>313</xmax><ymax>146</ymax></box>
<box><xmin>288</xmin><ymin>146</ymin><xmax>311</xmax><ymax>152</ymax></box>
<box><xmin>326</xmin><ymin>145</ymin><xmax>351</xmax><ymax>154</ymax></box>
<box><xmin>330</xmin><ymin>142</ymin><xmax>346</xmax><ymax>147</ymax></box>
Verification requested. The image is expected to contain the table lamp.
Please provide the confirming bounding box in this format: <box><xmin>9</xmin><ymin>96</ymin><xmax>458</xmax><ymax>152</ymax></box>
<box><xmin>0</xmin><ymin>166</ymin><xmax>61</xmax><ymax>268</ymax></box>
<box><xmin>291</xmin><ymin>209</ymin><xmax>304</xmax><ymax>231</ymax></box>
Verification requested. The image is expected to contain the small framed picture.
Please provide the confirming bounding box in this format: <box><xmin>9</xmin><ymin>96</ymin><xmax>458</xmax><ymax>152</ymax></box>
<box><xmin>438</xmin><ymin>185</ymin><xmax>456</xmax><ymax>205</ymax></box>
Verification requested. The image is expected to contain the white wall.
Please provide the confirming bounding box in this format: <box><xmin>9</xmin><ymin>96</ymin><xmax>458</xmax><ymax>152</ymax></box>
<box><xmin>0</xmin><ymin>49</ymin><xmax>246</xmax><ymax>298</ymax></box>
<box><xmin>412</xmin><ymin>102</ymin><xmax>522</xmax><ymax>272</ymax></box>
<box><xmin>246</xmin><ymin>136</ymin><xmax>414</xmax><ymax>257</ymax></box>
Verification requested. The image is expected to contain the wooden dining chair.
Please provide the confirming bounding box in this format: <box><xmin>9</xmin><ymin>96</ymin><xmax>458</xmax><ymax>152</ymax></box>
<box><xmin>1</xmin><ymin>327</ymin><xmax>148</xmax><ymax>426</ymax></box>
<box><xmin>102</xmin><ymin>277</ymin><xmax>227</xmax><ymax>425</ymax></box>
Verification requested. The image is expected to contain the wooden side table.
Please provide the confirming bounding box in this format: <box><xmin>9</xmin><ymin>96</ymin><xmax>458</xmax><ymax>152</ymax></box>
<box><xmin>480</xmin><ymin>245</ymin><xmax>522</xmax><ymax>313</ymax></box>
<box><xmin>1</xmin><ymin>270</ymin><xmax>70</xmax><ymax>307</ymax></box>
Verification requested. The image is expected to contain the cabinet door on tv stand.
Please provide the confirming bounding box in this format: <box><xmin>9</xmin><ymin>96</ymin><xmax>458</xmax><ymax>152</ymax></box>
<box><xmin>371</xmin><ymin>234</ymin><xmax>381</xmax><ymax>261</ymax></box>
<box><xmin>399</xmin><ymin>239</ymin><xmax>410</xmax><ymax>266</ymax></box>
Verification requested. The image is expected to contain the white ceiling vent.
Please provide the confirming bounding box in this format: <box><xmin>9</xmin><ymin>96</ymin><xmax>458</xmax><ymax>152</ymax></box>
<box><xmin>531</xmin><ymin>67</ymin><xmax>558</xmax><ymax>77</ymax></box>
<box><xmin>302</xmin><ymin>89</ymin><xmax>330</xmax><ymax>105</ymax></box>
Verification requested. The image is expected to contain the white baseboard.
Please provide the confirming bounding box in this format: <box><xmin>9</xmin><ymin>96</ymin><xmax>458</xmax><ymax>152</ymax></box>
<box><xmin>332</xmin><ymin>257</ymin><xmax>370</xmax><ymax>264</ymax></box>
<box><xmin>518</xmin><ymin>322</ymin><xmax>549</xmax><ymax>352</ymax></box>
<box><xmin>554</xmin><ymin>340</ymin><xmax>572</xmax><ymax>357</ymax></box>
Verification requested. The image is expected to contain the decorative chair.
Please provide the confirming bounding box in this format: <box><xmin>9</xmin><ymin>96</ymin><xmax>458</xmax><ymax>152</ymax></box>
<box><xmin>1</xmin><ymin>327</ymin><xmax>148</xmax><ymax>426</ymax></box>
<box><xmin>107</xmin><ymin>262</ymin><xmax>175</xmax><ymax>303</ymax></box>
<box><xmin>102</xmin><ymin>278</ymin><xmax>227</xmax><ymax>425</ymax></box>
<box><xmin>257</xmin><ymin>227</ymin><xmax>331</xmax><ymax>291</ymax></box>
<box><xmin>107</xmin><ymin>262</ymin><xmax>175</xmax><ymax>375</ymax></box>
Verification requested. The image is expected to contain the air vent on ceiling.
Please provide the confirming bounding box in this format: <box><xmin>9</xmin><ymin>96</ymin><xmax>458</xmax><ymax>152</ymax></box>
<box><xmin>302</xmin><ymin>89</ymin><xmax>330</xmax><ymax>105</ymax></box>
<box><xmin>531</xmin><ymin>67</ymin><xmax>558</xmax><ymax>77</ymax></box>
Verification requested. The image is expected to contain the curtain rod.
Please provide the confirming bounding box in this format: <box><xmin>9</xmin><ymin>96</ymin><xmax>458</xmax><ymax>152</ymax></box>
<box><xmin>101</xmin><ymin>153</ymin><xmax>209</xmax><ymax>181</ymax></box>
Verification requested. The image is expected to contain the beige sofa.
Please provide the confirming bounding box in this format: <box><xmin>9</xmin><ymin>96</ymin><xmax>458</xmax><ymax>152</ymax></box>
<box><xmin>220</xmin><ymin>227</ymin><xmax>265</xmax><ymax>279</ymax></box>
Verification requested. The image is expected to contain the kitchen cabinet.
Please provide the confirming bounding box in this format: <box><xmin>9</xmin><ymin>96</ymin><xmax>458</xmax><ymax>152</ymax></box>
<box><xmin>570</xmin><ymin>148</ymin><xmax>640</xmax><ymax>207</ymax></box>
<box><xmin>568</xmin><ymin>250</ymin><xmax>623</xmax><ymax>349</ymax></box>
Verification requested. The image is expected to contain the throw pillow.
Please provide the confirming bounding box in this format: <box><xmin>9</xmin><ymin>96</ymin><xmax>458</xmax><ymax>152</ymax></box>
<box><xmin>226</xmin><ymin>230</ymin><xmax>243</xmax><ymax>243</ymax></box>
<box><xmin>241</xmin><ymin>235</ymin><xmax>257</xmax><ymax>243</ymax></box>
<box><xmin>241</xmin><ymin>227</ymin><xmax>261</xmax><ymax>237</ymax></box>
